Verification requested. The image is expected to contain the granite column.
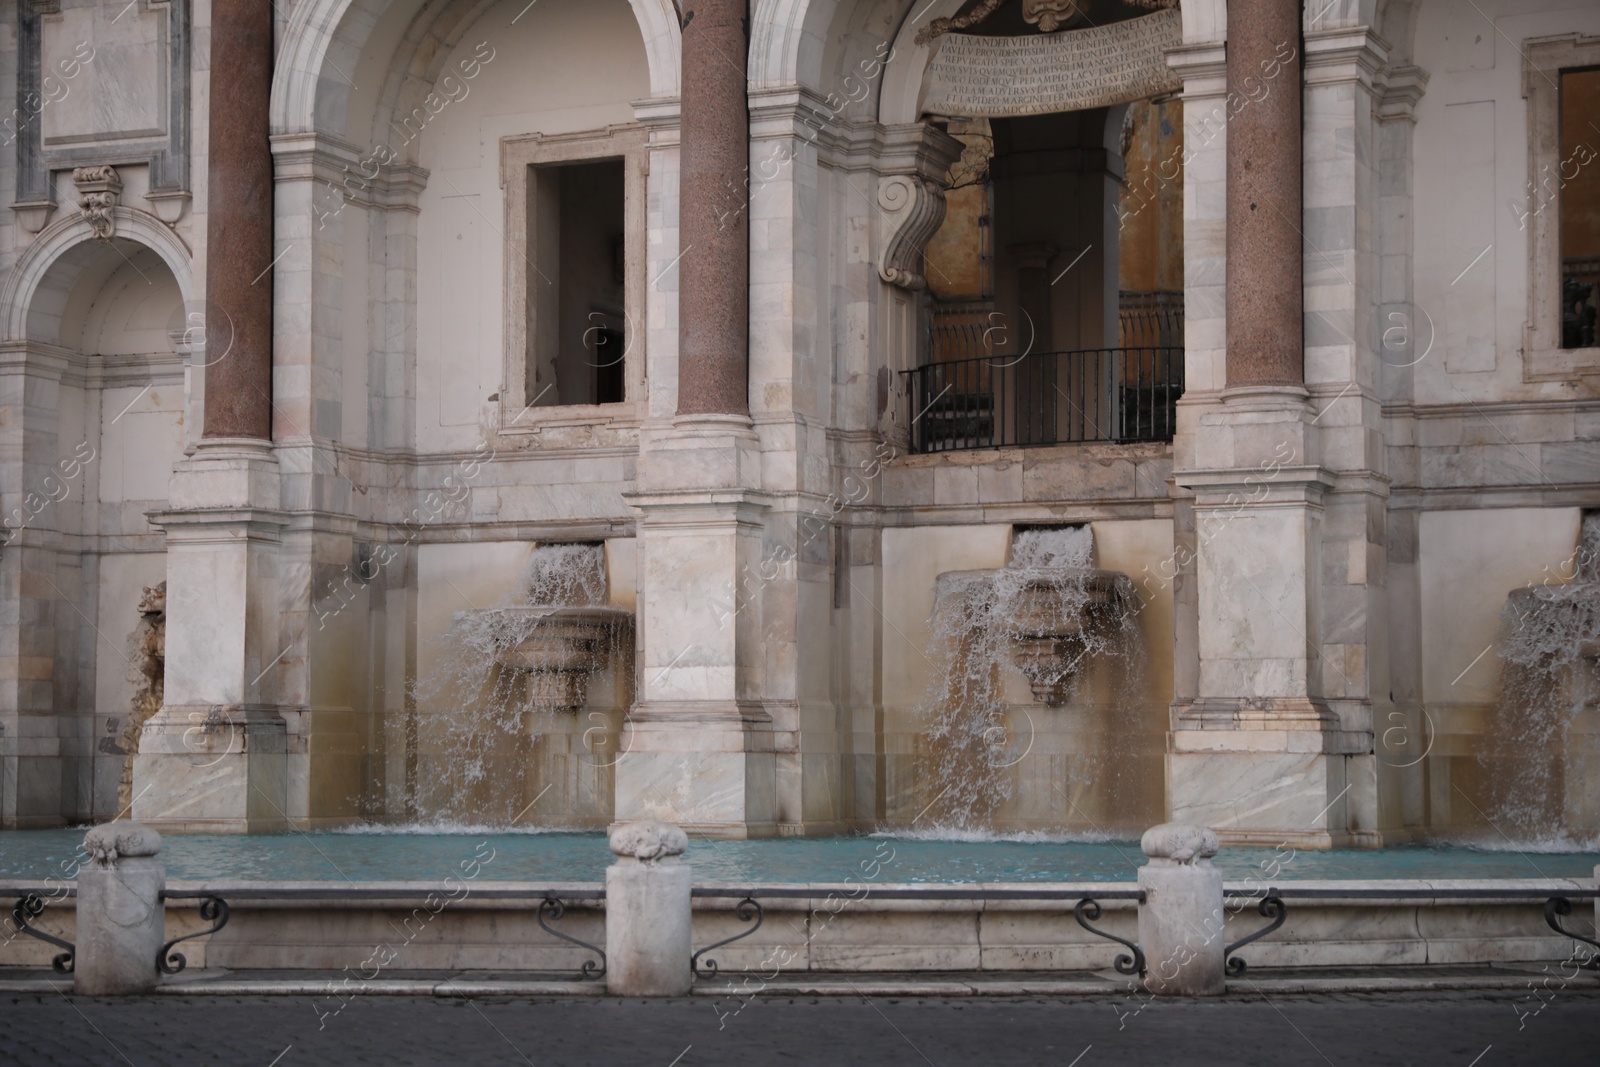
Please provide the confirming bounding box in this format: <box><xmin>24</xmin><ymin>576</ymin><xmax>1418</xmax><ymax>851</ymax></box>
<box><xmin>1225</xmin><ymin>0</ymin><xmax>1303</xmax><ymax>388</ymax></box>
<box><xmin>203</xmin><ymin>0</ymin><xmax>276</xmax><ymax>439</ymax></box>
<box><xmin>676</xmin><ymin>0</ymin><xmax>749</xmax><ymax>416</ymax></box>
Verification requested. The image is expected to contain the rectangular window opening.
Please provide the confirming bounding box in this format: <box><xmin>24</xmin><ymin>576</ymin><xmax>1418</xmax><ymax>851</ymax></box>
<box><xmin>527</xmin><ymin>157</ymin><xmax>628</xmax><ymax>406</ymax></box>
<box><xmin>1560</xmin><ymin>66</ymin><xmax>1600</xmax><ymax>350</ymax></box>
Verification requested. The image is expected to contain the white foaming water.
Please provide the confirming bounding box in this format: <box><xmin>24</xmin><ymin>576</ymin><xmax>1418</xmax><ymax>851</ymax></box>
<box><xmin>1009</xmin><ymin>525</ymin><xmax>1094</xmax><ymax>570</ymax></box>
<box><xmin>871</xmin><ymin>827</ymin><xmax>1126</xmax><ymax>845</ymax></box>
<box><xmin>402</xmin><ymin>543</ymin><xmax>622</xmax><ymax>824</ymax></box>
<box><xmin>522</xmin><ymin>541</ymin><xmax>607</xmax><ymax>606</ymax></box>
<box><xmin>331</xmin><ymin>821</ymin><xmax>577</xmax><ymax>835</ymax></box>
<box><xmin>1483</xmin><ymin>515</ymin><xmax>1600</xmax><ymax>842</ymax></box>
<box><xmin>912</xmin><ymin>526</ymin><xmax>1140</xmax><ymax>832</ymax></box>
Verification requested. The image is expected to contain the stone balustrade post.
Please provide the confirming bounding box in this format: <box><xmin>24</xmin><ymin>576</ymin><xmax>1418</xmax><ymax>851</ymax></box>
<box><xmin>605</xmin><ymin>820</ymin><xmax>693</xmax><ymax>996</ymax></box>
<box><xmin>74</xmin><ymin>822</ymin><xmax>165</xmax><ymax>996</ymax></box>
<box><xmin>1137</xmin><ymin>822</ymin><xmax>1225</xmax><ymax>996</ymax></box>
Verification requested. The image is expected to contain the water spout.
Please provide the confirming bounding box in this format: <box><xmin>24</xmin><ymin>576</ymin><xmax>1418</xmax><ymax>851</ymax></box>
<box><xmin>407</xmin><ymin>543</ymin><xmax>635</xmax><ymax>826</ymax></box>
<box><xmin>1485</xmin><ymin>514</ymin><xmax>1600</xmax><ymax>843</ymax></box>
<box><xmin>912</xmin><ymin>527</ymin><xmax>1140</xmax><ymax>832</ymax></box>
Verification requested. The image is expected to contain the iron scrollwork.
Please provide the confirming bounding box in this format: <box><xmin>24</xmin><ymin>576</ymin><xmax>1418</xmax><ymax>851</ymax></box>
<box><xmin>692</xmin><ymin>896</ymin><xmax>764</xmax><ymax>978</ymax></box>
<box><xmin>537</xmin><ymin>896</ymin><xmax>606</xmax><ymax>979</ymax></box>
<box><xmin>1544</xmin><ymin>897</ymin><xmax>1600</xmax><ymax>970</ymax></box>
<box><xmin>11</xmin><ymin>894</ymin><xmax>74</xmax><ymax>974</ymax></box>
<box><xmin>1073</xmin><ymin>897</ymin><xmax>1144</xmax><ymax>976</ymax></box>
<box><xmin>158</xmin><ymin>896</ymin><xmax>230</xmax><ymax>975</ymax></box>
<box><xmin>1224</xmin><ymin>891</ymin><xmax>1287</xmax><ymax>976</ymax></box>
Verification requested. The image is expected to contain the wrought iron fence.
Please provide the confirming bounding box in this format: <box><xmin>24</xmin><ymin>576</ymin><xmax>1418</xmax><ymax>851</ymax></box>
<box><xmin>904</xmin><ymin>347</ymin><xmax>1184</xmax><ymax>453</ymax></box>
<box><xmin>926</xmin><ymin>294</ymin><xmax>1185</xmax><ymax>361</ymax></box>
<box><xmin>1118</xmin><ymin>289</ymin><xmax>1184</xmax><ymax>348</ymax></box>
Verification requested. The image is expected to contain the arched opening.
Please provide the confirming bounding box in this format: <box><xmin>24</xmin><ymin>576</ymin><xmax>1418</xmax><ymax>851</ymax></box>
<box><xmin>18</xmin><ymin>237</ymin><xmax>187</xmax><ymax>823</ymax></box>
<box><xmin>904</xmin><ymin>1</ymin><xmax>1186</xmax><ymax>452</ymax></box>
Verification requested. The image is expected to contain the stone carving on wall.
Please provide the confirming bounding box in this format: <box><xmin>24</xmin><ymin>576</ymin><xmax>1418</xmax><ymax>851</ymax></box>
<box><xmin>1021</xmin><ymin>0</ymin><xmax>1090</xmax><ymax>33</ymax></box>
<box><xmin>11</xmin><ymin>0</ymin><xmax>191</xmax><ymax>230</ymax></box>
<box><xmin>115</xmin><ymin>581</ymin><xmax>165</xmax><ymax>815</ymax></box>
<box><xmin>916</xmin><ymin>0</ymin><xmax>1006</xmax><ymax>46</ymax></box>
<box><xmin>921</xmin><ymin>8</ymin><xmax>1184</xmax><ymax>118</ymax></box>
<box><xmin>877</xmin><ymin>174</ymin><xmax>948</xmax><ymax>291</ymax></box>
<box><xmin>73</xmin><ymin>165</ymin><xmax>120</xmax><ymax>240</ymax></box>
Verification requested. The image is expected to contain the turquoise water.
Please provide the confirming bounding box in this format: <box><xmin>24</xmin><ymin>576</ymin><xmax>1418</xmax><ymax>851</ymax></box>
<box><xmin>2</xmin><ymin>828</ymin><xmax>1596</xmax><ymax>884</ymax></box>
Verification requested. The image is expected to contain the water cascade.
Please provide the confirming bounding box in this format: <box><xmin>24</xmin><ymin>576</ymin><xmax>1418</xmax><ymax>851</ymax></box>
<box><xmin>411</xmin><ymin>543</ymin><xmax>634</xmax><ymax>826</ymax></box>
<box><xmin>912</xmin><ymin>527</ymin><xmax>1141</xmax><ymax>831</ymax></box>
<box><xmin>1484</xmin><ymin>513</ymin><xmax>1600</xmax><ymax>843</ymax></box>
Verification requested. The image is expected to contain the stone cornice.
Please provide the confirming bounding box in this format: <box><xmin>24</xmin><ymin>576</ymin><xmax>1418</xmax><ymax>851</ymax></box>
<box><xmin>269</xmin><ymin>132</ymin><xmax>430</xmax><ymax>211</ymax></box>
<box><xmin>1164</xmin><ymin>41</ymin><xmax>1227</xmax><ymax>96</ymax></box>
<box><xmin>1302</xmin><ymin>25</ymin><xmax>1389</xmax><ymax>89</ymax></box>
<box><xmin>1375</xmin><ymin>64</ymin><xmax>1429</xmax><ymax>123</ymax></box>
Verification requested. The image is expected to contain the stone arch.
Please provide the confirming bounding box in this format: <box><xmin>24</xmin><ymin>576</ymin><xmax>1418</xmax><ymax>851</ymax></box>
<box><xmin>0</xmin><ymin>208</ymin><xmax>194</xmax><ymax>345</ymax></box>
<box><xmin>271</xmin><ymin>0</ymin><xmax>683</xmax><ymax>138</ymax></box>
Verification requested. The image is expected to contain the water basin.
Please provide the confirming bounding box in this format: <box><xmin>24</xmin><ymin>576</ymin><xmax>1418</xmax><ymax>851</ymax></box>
<box><xmin>2</xmin><ymin>829</ymin><xmax>1594</xmax><ymax>885</ymax></box>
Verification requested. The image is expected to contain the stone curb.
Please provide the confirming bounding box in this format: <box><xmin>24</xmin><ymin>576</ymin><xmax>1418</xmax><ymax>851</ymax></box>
<box><xmin>0</xmin><ymin>973</ymin><xmax>1584</xmax><ymax>997</ymax></box>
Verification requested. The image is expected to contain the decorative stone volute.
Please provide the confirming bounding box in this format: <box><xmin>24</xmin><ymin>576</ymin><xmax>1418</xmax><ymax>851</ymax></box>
<box><xmin>877</xmin><ymin>174</ymin><xmax>947</xmax><ymax>291</ymax></box>
<box><xmin>608</xmin><ymin>819</ymin><xmax>688</xmax><ymax>863</ymax></box>
<box><xmin>72</xmin><ymin>166</ymin><xmax>122</xmax><ymax>241</ymax></box>
<box><xmin>1140</xmin><ymin>822</ymin><xmax>1220</xmax><ymax>866</ymax></box>
<box><xmin>82</xmin><ymin>820</ymin><xmax>162</xmax><ymax>867</ymax></box>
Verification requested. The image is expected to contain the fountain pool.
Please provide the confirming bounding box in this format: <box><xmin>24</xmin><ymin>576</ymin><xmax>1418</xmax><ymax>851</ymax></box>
<box><xmin>2</xmin><ymin>829</ymin><xmax>1595</xmax><ymax>884</ymax></box>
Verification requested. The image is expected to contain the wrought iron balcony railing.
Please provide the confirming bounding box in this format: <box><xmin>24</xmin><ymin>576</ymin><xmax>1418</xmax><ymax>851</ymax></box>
<box><xmin>904</xmin><ymin>346</ymin><xmax>1184</xmax><ymax>454</ymax></box>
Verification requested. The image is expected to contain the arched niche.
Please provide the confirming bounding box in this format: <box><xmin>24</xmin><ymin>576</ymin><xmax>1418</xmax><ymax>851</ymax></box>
<box><xmin>1</xmin><ymin>212</ymin><xmax>191</xmax><ymax>821</ymax></box>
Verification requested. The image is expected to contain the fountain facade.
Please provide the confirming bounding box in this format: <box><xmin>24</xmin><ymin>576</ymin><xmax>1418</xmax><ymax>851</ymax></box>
<box><xmin>0</xmin><ymin>0</ymin><xmax>1594</xmax><ymax>856</ymax></box>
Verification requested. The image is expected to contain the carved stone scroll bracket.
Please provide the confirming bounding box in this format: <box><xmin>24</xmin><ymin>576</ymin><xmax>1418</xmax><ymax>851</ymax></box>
<box><xmin>73</xmin><ymin>166</ymin><xmax>122</xmax><ymax>241</ymax></box>
<box><xmin>876</xmin><ymin>174</ymin><xmax>947</xmax><ymax>291</ymax></box>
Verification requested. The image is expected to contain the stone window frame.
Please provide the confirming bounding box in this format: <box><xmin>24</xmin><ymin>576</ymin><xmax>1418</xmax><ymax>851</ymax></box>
<box><xmin>498</xmin><ymin>124</ymin><xmax>648</xmax><ymax>433</ymax></box>
<box><xmin>1521</xmin><ymin>33</ymin><xmax>1600</xmax><ymax>382</ymax></box>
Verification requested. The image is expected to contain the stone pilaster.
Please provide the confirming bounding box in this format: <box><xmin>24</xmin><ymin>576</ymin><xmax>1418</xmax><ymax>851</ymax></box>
<box><xmin>134</xmin><ymin>443</ymin><xmax>290</xmax><ymax>832</ymax></box>
<box><xmin>618</xmin><ymin>421</ymin><xmax>777</xmax><ymax>838</ymax></box>
<box><xmin>0</xmin><ymin>345</ymin><xmax>68</xmax><ymax>828</ymax></box>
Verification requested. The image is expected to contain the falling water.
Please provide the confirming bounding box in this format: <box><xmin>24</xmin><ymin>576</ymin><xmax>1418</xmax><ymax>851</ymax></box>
<box><xmin>1483</xmin><ymin>514</ymin><xmax>1600</xmax><ymax>843</ymax></box>
<box><xmin>407</xmin><ymin>543</ymin><xmax>628</xmax><ymax>825</ymax></box>
<box><xmin>912</xmin><ymin>527</ymin><xmax>1140</xmax><ymax>832</ymax></box>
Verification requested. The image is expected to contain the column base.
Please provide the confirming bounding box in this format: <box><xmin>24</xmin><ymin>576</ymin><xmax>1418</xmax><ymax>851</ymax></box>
<box><xmin>132</xmin><ymin>704</ymin><xmax>289</xmax><ymax>832</ymax></box>
<box><xmin>614</xmin><ymin>702</ymin><xmax>777</xmax><ymax>838</ymax></box>
<box><xmin>1169</xmin><ymin>713</ymin><xmax>1375</xmax><ymax>849</ymax></box>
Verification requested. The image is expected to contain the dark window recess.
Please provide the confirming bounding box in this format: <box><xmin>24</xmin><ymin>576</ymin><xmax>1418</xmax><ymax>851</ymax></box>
<box><xmin>1559</xmin><ymin>67</ymin><xmax>1600</xmax><ymax>349</ymax></box>
<box><xmin>593</xmin><ymin>327</ymin><xmax>625</xmax><ymax>405</ymax></box>
<box><xmin>529</xmin><ymin>158</ymin><xmax>628</xmax><ymax>405</ymax></box>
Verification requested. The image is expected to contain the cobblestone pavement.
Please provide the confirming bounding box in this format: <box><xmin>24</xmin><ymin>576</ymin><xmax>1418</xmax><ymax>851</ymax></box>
<box><xmin>0</xmin><ymin>989</ymin><xmax>1594</xmax><ymax>1066</ymax></box>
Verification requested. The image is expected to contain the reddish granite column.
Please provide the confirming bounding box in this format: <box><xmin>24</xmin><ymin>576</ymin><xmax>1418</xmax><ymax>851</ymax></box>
<box><xmin>1225</xmin><ymin>0</ymin><xmax>1302</xmax><ymax>387</ymax></box>
<box><xmin>676</xmin><ymin>0</ymin><xmax>750</xmax><ymax>416</ymax></box>
<box><xmin>203</xmin><ymin>0</ymin><xmax>275</xmax><ymax>439</ymax></box>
